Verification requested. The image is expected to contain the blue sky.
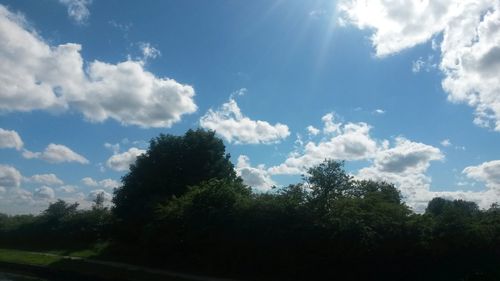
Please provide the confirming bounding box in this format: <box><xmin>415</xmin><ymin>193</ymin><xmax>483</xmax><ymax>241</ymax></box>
<box><xmin>1</xmin><ymin>0</ymin><xmax>500</xmax><ymax>214</ymax></box>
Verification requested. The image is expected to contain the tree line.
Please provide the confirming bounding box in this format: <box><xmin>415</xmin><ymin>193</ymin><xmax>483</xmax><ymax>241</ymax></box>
<box><xmin>1</xmin><ymin>129</ymin><xmax>500</xmax><ymax>280</ymax></box>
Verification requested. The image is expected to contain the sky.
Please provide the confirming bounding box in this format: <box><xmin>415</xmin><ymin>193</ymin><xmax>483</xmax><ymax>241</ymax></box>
<box><xmin>1</xmin><ymin>0</ymin><xmax>500</xmax><ymax>214</ymax></box>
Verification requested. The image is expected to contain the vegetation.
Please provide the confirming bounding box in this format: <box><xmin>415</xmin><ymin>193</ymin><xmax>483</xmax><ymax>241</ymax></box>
<box><xmin>1</xmin><ymin>129</ymin><xmax>500</xmax><ymax>280</ymax></box>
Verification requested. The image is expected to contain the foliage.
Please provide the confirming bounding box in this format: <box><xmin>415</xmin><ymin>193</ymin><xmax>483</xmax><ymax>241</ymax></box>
<box><xmin>112</xmin><ymin>129</ymin><xmax>239</xmax><ymax>243</ymax></box>
<box><xmin>2</xmin><ymin>130</ymin><xmax>500</xmax><ymax>280</ymax></box>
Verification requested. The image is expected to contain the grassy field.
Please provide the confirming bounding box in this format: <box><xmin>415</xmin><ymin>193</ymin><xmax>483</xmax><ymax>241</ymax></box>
<box><xmin>0</xmin><ymin>249</ymin><xmax>62</xmax><ymax>266</ymax></box>
<box><xmin>0</xmin><ymin>248</ymin><xmax>233</xmax><ymax>281</ymax></box>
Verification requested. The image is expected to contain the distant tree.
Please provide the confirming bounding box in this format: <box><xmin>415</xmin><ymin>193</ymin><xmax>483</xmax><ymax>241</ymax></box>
<box><xmin>306</xmin><ymin>160</ymin><xmax>352</xmax><ymax>199</ymax></box>
<box><xmin>41</xmin><ymin>199</ymin><xmax>79</xmax><ymax>226</ymax></box>
<box><xmin>112</xmin><ymin>129</ymin><xmax>239</xmax><ymax>241</ymax></box>
<box><xmin>426</xmin><ymin>197</ymin><xmax>449</xmax><ymax>216</ymax></box>
<box><xmin>92</xmin><ymin>192</ymin><xmax>106</xmax><ymax>211</ymax></box>
<box><xmin>305</xmin><ymin>160</ymin><xmax>353</xmax><ymax>216</ymax></box>
<box><xmin>350</xmin><ymin>180</ymin><xmax>403</xmax><ymax>204</ymax></box>
<box><xmin>426</xmin><ymin>198</ymin><xmax>479</xmax><ymax>218</ymax></box>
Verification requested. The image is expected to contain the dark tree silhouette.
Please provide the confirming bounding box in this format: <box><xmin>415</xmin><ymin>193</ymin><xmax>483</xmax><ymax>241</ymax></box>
<box><xmin>112</xmin><ymin>129</ymin><xmax>239</xmax><ymax>242</ymax></box>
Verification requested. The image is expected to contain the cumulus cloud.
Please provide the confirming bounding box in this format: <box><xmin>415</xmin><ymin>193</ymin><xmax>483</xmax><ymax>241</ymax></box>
<box><xmin>200</xmin><ymin>98</ymin><xmax>290</xmax><ymax>144</ymax></box>
<box><xmin>354</xmin><ymin>139</ymin><xmax>500</xmax><ymax>212</ymax></box>
<box><xmin>440</xmin><ymin>2</ymin><xmax>500</xmax><ymax>131</ymax></box>
<box><xmin>338</xmin><ymin>0</ymin><xmax>460</xmax><ymax>57</ymax></box>
<box><xmin>372</xmin><ymin>137</ymin><xmax>444</xmax><ymax>173</ymax></box>
<box><xmin>356</xmin><ymin>138</ymin><xmax>444</xmax><ymax>209</ymax></box>
<box><xmin>81</xmin><ymin>177</ymin><xmax>98</xmax><ymax>187</ymax></box>
<box><xmin>463</xmin><ymin>160</ymin><xmax>500</xmax><ymax>190</ymax></box>
<box><xmin>0</xmin><ymin>128</ymin><xmax>23</xmax><ymax>150</ymax></box>
<box><xmin>262</xmin><ymin>113</ymin><xmax>499</xmax><ymax>211</ymax></box>
<box><xmin>322</xmin><ymin>113</ymin><xmax>341</xmax><ymax>134</ymax></box>
<box><xmin>57</xmin><ymin>185</ymin><xmax>77</xmax><ymax>193</ymax></box>
<box><xmin>104</xmin><ymin>142</ymin><xmax>120</xmax><ymax>154</ymax></box>
<box><xmin>0</xmin><ymin>165</ymin><xmax>22</xmax><ymax>189</ymax></box>
<box><xmin>0</xmin><ymin>165</ymin><xmax>41</xmax><ymax>213</ymax></box>
<box><xmin>236</xmin><ymin>155</ymin><xmax>276</xmax><ymax>191</ymax></box>
<box><xmin>106</xmin><ymin>147</ymin><xmax>146</xmax><ymax>172</ymax></box>
<box><xmin>34</xmin><ymin>186</ymin><xmax>55</xmax><ymax>200</ymax></box>
<box><xmin>307</xmin><ymin>125</ymin><xmax>320</xmax><ymax>136</ymax></box>
<box><xmin>339</xmin><ymin>0</ymin><xmax>500</xmax><ymax>131</ymax></box>
<box><xmin>269</xmin><ymin>114</ymin><xmax>379</xmax><ymax>175</ymax></box>
<box><xmin>22</xmin><ymin>144</ymin><xmax>88</xmax><ymax>164</ymax></box>
<box><xmin>0</xmin><ymin>164</ymin><xmax>114</xmax><ymax>214</ymax></box>
<box><xmin>0</xmin><ymin>5</ymin><xmax>197</xmax><ymax>128</ymax></box>
<box><xmin>28</xmin><ymin>173</ymin><xmax>64</xmax><ymax>186</ymax></box>
<box><xmin>58</xmin><ymin>0</ymin><xmax>92</xmax><ymax>24</ymax></box>
<box><xmin>82</xmin><ymin>177</ymin><xmax>120</xmax><ymax>189</ymax></box>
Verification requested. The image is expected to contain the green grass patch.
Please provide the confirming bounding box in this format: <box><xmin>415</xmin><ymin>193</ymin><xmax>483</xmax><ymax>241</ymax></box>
<box><xmin>0</xmin><ymin>249</ymin><xmax>62</xmax><ymax>266</ymax></box>
<box><xmin>0</xmin><ymin>248</ymin><xmax>190</xmax><ymax>281</ymax></box>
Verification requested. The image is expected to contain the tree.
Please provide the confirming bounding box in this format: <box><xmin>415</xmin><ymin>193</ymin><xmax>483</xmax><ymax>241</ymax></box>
<box><xmin>305</xmin><ymin>160</ymin><xmax>353</xmax><ymax>216</ymax></box>
<box><xmin>41</xmin><ymin>199</ymin><xmax>79</xmax><ymax>226</ymax></box>
<box><xmin>426</xmin><ymin>197</ymin><xmax>449</xmax><ymax>216</ymax></box>
<box><xmin>112</xmin><ymin>129</ymin><xmax>240</xmax><ymax>241</ymax></box>
<box><xmin>92</xmin><ymin>192</ymin><xmax>106</xmax><ymax>210</ymax></box>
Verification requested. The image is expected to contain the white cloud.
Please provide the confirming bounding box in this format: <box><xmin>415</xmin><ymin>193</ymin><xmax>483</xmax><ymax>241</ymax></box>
<box><xmin>100</xmin><ymin>178</ymin><xmax>120</xmax><ymax>189</ymax></box>
<box><xmin>82</xmin><ymin>177</ymin><xmax>120</xmax><ymax>189</ymax></box>
<box><xmin>373</xmin><ymin>109</ymin><xmax>386</xmax><ymax>115</ymax></box>
<box><xmin>354</xmin><ymin>138</ymin><xmax>500</xmax><ymax>212</ymax></box>
<box><xmin>372</xmin><ymin>137</ymin><xmax>444</xmax><ymax>173</ymax></box>
<box><xmin>22</xmin><ymin>144</ymin><xmax>89</xmax><ymax>164</ymax></box>
<box><xmin>57</xmin><ymin>185</ymin><xmax>77</xmax><ymax>193</ymax></box>
<box><xmin>355</xmin><ymin>138</ymin><xmax>444</xmax><ymax>211</ymax></box>
<box><xmin>104</xmin><ymin>142</ymin><xmax>120</xmax><ymax>154</ymax></box>
<box><xmin>81</xmin><ymin>177</ymin><xmax>98</xmax><ymax>187</ymax></box>
<box><xmin>0</xmin><ymin>5</ymin><xmax>197</xmax><ymax>128</ymax></box>
<box><xmin>28</xmin><ymin>173</ymin><xmax>64</xmax><ymax>186</ymax></box>
<box><xmin>34</xmin><ymin>186</ymin><xmax>55</xmax><ymax>200</ymax></box>
<box><xmin>236</xmin><ymin>155</ymin><xmax>276</xmax><ymax>192</ymax></box>
<box><xmin>139</xmin><ymin>42</ymin><xmax>161</xmax><ymax>60</ymax></box>
<box><xmin>0</xmin><ymin>164</ymin><xmax>110</xmax><ymax>214</ymax></box>
<box><xmin>463</xmin><ymin>160</ymin><xmax>500</xmax><ymax>190</ymax></box>
<box><xmin>76</xmin><ymin>60</ymin><xmax>197</xmax><ymax>128</ymax></box>
<box><xmin>338</xmin><ymin>0</ymin><xmax>461</xmax><ymax>57</ymax></box>
<box><xmin>263</xmin><ymin>113</ymin><xmax>499</xmax><ymax>212</ymax></box>
<box><xmin>321</xmin><ymin>113</ymin><xmax>341</xmax><ymax>134</ymax></box>
<box><xmin>307</xmin><ymin>125</ymin><xmax>320</xmax><ymax>136</ymax></box>
<box><xmin>440</xmin><ymin>2</ymin><xmax>500</xmax><ymax>131</ymax></box>
<box><xmin>0</xmin><ymin>166</ymin><xmax>35</xmax><ymax>212</ymax></box>
<box><xmin>269</xmin><ymin>115</ymin><xmax>379</xmax><ymax>175</ymax></box>
<box><xmin>200</xmin><ymin>98</ymin><xmax>290</xmax><ymax>144</ymax></box>
<box><xmin>0</xmin><ymin>128</ymin><xmax>23</xmax><ymax>150</ymax></box>
<box><xmin>339</xmin><ymin>1</ymin><xmax>500</xmax><ymax>131</ymax></box>
<box><xmin>441</xmin><ymin>139</ymin><xmax>452</xmax><ymax>147</ymax></box>
<box><xmin>58</xmin><ymin>0</ymin><xmax>92</xmax><ymax>24</ymax></box>
<box><xmin>106</xmin><ymin>147</ymin><xmax>146</xmax><ymax>172</ymax></box>
<box><xmin>0</xmin><ymin>165</ymin><xmax>22</xmax><ymax>189</ymax></box>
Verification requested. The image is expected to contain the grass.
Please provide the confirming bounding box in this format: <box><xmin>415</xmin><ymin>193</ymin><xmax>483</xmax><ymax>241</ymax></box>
<box><xmin>0</xmin><ymin>248</ymin><xmax>203</xmax><ymax>281</ymax></box>
<box><xmin>0</xmin><ymin>249</ymin><xmax>62</xmax><ymax>266</ymax></box>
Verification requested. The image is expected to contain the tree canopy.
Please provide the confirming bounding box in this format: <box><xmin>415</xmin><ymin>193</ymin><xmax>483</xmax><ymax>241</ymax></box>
<box><xmin>2</xmin><ymin>130</ymin><xmax>500</xmax><ymax>281</ymax></box>
<box><xmin>112</xmin><ymin>129</ymin><xmax>239</xmax><ymax>240</ymax></box>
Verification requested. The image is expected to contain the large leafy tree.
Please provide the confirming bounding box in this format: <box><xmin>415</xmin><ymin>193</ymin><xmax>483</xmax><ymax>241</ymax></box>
<box><xmin>112</xmin><ymin>129</ymin><xmax>239</xmax><ymax>239</ymax></box>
